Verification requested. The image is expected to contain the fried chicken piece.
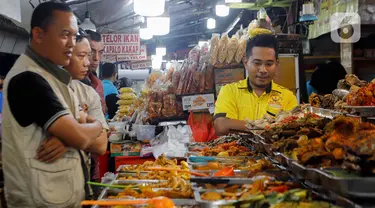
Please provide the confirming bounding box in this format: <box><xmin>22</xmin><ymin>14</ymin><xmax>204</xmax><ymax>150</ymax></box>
<box><xmin>345</xmin><ymin>74</ymin><xmax>361</xmax><ymax>86</ymax></box>
<box><xmin>309</xmin><ymin>93</ymin><xmax>322</xmax><ymax>107</ymax></box>
<box><xmin>332</xmin><ymin>148</ymin><xmax>345</xmax><ymax>160</ymax></box>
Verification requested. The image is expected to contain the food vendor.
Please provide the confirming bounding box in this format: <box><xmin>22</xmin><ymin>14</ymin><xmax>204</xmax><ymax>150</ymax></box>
<box><xmin>214</xmin><ymin>34</ymin><xmax>297</xmax><ymax>136</ymax></box>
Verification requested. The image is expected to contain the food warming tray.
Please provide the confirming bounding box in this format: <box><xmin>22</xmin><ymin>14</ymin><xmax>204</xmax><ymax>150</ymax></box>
<box><xmin>316</xmin><ymin>168</ymin><xmax>375</xmax><ymax>199</ymax></box>
<box><xmin>93</xmin><ymin>188</ymin><xmax>197</xmax><ymax>208</ymax></box>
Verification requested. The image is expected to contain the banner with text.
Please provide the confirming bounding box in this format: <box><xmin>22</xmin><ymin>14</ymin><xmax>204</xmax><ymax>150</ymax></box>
<box><xmin>117</xmin><ymin>45</ymin><xmax>148</xmax><ymax>62</ymax></box>
<box><xmin>102</xmin><ymin>33</ymin><xmax>140</xmax><ymax>55</ymax></box>
<box><xmin>131</xmin><ymin>61</ymin><xmax>152</xmax><ymax>69</ymax></box>
<box><xmin>308</xmin><ymin>0</ymin><xmax>358</xmax><ymax>39</ymax></box>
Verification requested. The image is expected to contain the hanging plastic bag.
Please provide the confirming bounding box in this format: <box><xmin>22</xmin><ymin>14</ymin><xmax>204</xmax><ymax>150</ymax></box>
<box><xmin>187</xmin><ymin>111</ymin><xmax>209</xmax><ymax>142</ymax></box>
<box><xmin>207</xmin><ymin>121</ymin><xmax>218</xmax><ymax>142</ymax></box>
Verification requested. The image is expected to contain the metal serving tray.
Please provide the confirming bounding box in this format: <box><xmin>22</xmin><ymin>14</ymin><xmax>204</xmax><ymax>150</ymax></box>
<box><xmin>305</xmin><ymin>106</ymin><xmax>343</xmax><ymax>119</ymax></box>
<box><xmin>94</xmin><ymin>188</ymin><xmax>197</xmax><ymax>207</ymax></box>
<box><xmin>187</xmin><ymin>156</ymin><xmax>252</xmax><ymax>165</ymax></box>
<box><xmin>190</xmin><ymin>176</ymin><xmax>255</xmax><ymax>184</ymax></box>
<box><xmin>273</xmin><ymin>152</ymin><xmax>294</xmax><ymax>167</ymax></box>
<box><xmin>194</xmin><ymin>189</ymin><xmax>237</xmax><ymax>208</ymax></box>
<box><xmin>186</xmin><ymin>142</ymin><xmax>209</xmax><ymax>152</ymax></box>
<box><xmin>116</xmin><ymin>164</ymin><xmax>151</xmax><ymax>173</ymax></box>
<box><xmin>191</xmin><ymin>170</ymin><xmax>250</xmax><ymax>178</ymax></box>
<box><xmin>344</xmin><ymin>106</ymin><xmax>375</xmax><ymax>117</ymax></box>
<box><xmin>316</xmin><ymin>168</ymin><xmax>375</xmax><ymax>199</ymax></box>
<box><xmin>288</xmin><ymin>161</ymin><xmax>323</xmax><ymax>189</ymax></box>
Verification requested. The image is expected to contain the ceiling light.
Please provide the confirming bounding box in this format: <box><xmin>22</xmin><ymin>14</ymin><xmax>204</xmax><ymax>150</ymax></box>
<box><xmin>207</xmin><ymin>18</ymin><xmax>216</xmax><ymax>29</ymax></box>
<box><xmin>216</xmin><ymin>4</ymin><xmax>229</xmax><ymax>17</ymax></box>
<box><xmin>152</xmin><ymin>55</ymin><xmax>163</xmax><ymax>70</ymax></box>
<box><xmin>80</xmin><ymin>11</ymin><xmax>96</xmax><ymax>32</ymax></box>
<box><xmin>134</xmin><ymin>0</ymin><xmax>165</xmax><ymax>17</ymax></box>
<box><xmin>156</xmin><ymin>47</ymin><xmax>166</xmax><ymax>56</ymax></box>
<box><xmin>147</xmin><ymin>17</ymin><xmax>170</xmax><ymax>36</ymax></box>
<box><xmin>140</xmin><ymin>27</ymin><xmax>153</xmax><ymax>40</ymax></box>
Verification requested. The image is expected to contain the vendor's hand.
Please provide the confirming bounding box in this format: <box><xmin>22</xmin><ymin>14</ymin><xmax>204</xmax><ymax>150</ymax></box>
<box><xmin>86</xmin><ymin>115</ymin><xmax>97</xmax><ymax>123</ymax></box>
<box><xmin>36</xmin><ymin>137</ymin><xmax>68</xmax><ymax>163</ymax></box>
<box><xmin>79</xmin><ymin>110</ymin><xmax>88</xmax><ymax>124</ymax></box>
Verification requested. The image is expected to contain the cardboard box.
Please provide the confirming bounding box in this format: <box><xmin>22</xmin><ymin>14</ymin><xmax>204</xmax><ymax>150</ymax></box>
<box><xmin>110</xmin><ymin>142</ymin><xmax>141</xmax><ymax>157</ymax></box>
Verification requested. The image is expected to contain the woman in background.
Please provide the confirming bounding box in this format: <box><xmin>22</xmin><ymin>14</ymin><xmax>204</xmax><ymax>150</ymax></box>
<box><xmin>308</xmin><ymin>62</ymin><xmax>347</xmax><ymax>96</ymax></box>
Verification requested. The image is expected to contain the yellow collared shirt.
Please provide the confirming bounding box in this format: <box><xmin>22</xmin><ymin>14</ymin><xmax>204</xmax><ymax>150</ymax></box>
<box><xmin>214</xmin><ymin>78</ymin><xmax>298</xmax><ymax>121</ymax></box>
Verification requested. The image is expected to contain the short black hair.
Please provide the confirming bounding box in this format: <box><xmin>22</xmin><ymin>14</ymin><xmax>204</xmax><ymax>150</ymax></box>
<box><xmin>118</xmin><ymin>77</ymin><xmax>133</xmax><ymax>88</ymax></box>
<box><xmin>102</xmin><ymin>62</ymin><xmax>117</xmax><ymax>78</ymax></box>
<box><xmin>77</xmin><ymin>28</ymin><xmax>89</xmax><ymax>43</ymax></box>
<box><xmin>246</xmin><ymin>34</ymin><xmax>279</xmax><ymax>59</ymax></box>
<box><xmin>85</xmin><ymin>30</ymin><xmax>102</xmax><ymax>42</ymax></box>
<box><xmin>30</xmin><ymin>2</ymin><xmax>72</xmax><ymax>38</ymax></box>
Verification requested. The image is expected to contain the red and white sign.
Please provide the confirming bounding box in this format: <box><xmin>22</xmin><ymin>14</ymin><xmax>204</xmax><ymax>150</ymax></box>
<box><xmin>117</xmin><ymin>45</ymin><xmax>148</xmax><ymax>62</ymax></box>
<box><xmin>131</xmin><ymin>61</ymin><xmax>152</xmax><ymax>69</ymax></box>
<box><xmin>102</xmin><ymin>34</ymin><xmax>140</xmax><ymax>55</ymax></box>
<box><xmin>103</xmin><ymin>44</ymin><xmax>140</xmax><ymax>55</ymax></box>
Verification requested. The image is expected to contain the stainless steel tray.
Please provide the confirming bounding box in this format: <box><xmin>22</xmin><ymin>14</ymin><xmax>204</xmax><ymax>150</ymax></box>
<box><xmin>194</xmin><ymin>189</ymin><xmax>237</xmax><ymax>208</ymax></box>
<box><xmin>116</xmin><ymin>164</ymin><xmax>151</xmax><ymax>173</ymax></box>
<box><xmin>305</xmin><ymin>106</ymin><xmax>343</xmax><ymax>119</ymax></box>
<box><xmin>191</xmin><ymin>170</ymin><xmax>250</xmax><ymax>178</ymax></box>
<box><xmin>190</xmin><ymin>176</ymin><xmax>254</xmax><ymax>184</ymax></box>
<box><xmin>273</xmin><ymin>152</ymin><xmax>293</xmax><ymax>167</ymax></box>
<box><xmin>317</xmin><ymin>168</ymin><xmax>375</xmax><ymax>198</ymax></box>
<box><xmin>115</xmin><ymin>172</ymin><xmax>149</xmax><ymax>179</ymax></box>
<box><xmin>95</xmin><ymin>187</ymin><xmax>197</xmax><ymax>206</ymax></box>
<box><xmin>186</xmin><ymin>142</ymin><xmax>208</xmax><ymax>152</ymax></box>
<box><xmin>287</xmin><ymin>161</ymin><xmax>324</xmax><ymax>190</ymax></box>
<box><xmin>188</xmin><ymin>156</ymin><xmax>252</xmax><ymax>165</ymax></box>
<box><xmin>344</xmin><ymin>106</ymin><xmax>375</xmax><ymax>117</ymax></box>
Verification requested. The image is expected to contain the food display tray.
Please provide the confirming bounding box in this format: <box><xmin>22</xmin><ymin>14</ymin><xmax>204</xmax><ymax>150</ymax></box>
<box><xmin>316</xmin><ymin>168</ymin><xmax>375</xmax><ymax>199</ymax></box>
<box><xmin>116</xmin><ymin>164</ymin><xmax>150</xmax><ymax>173</ymax></box>
<box><xmin>288</xmin><ymin>161</ymin><xmax>324</xmax><ymax>189</ymax></box>
<box><xmin>186</xmin><ymin>142</ymin><xmax>209</xmax><ymax>152</ymax></box>
<box><xmin>193</xmin><ymin>189</ymin><xmax>237</xmax><ymax>208</ymax></box>
<box><xmin>115</xmin><ymin>172</ymin><xmax>149</xmax><ymax>179</ymax></box>
<box><xmin>94</xmin><ymin>188</ymin><xmax>197</xmax><ymax>208</ymax></box>
<box><xmin>305</xmin><ymin>106</ymin><xmax>343</xmax><ymax>119</ymax></box>
<box><xmin>287</xmin><ymin>161</ymin><xmax>375</xmax><ymax>199</ymax></box>
<box><xmin>187</xmin><ymin>156</ymin><xmax>264</xmax><ymax>165</ymax></box>
<box><xmin>273</xmin><ymin>152</ymin><xmax>294</xmax><ymax>167</ymax></box>
<box><xmin>190</xmin><ymin>170</ymin><xmax>250</xmax><ymax>179</ymax></box>
<box><xmin>190</xmin><ymin>176</ymin><xmax>255</xmax><ymax>184</ymax></box>
<box><xmin>344</xmin><ymin>106</ymin><xmax>375</xmax><ymax>117</ymax></box>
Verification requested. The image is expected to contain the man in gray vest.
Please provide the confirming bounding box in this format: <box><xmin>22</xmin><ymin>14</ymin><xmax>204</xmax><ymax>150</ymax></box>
<box><xmin>2</xmin><ymin>2</ymin><xmax>103</xmax><ymax>207</ymax></box>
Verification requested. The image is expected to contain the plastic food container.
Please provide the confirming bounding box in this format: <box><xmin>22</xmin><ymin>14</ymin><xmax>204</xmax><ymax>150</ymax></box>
<box><xmin>133</xmin><ymin>125</ymin><xmax>156</xmax><ymax>141</ymax></box>
<box><xmin>108</xmin><ymin>122</ymin><xmax>126</xmax><ymax>133</ymax></box>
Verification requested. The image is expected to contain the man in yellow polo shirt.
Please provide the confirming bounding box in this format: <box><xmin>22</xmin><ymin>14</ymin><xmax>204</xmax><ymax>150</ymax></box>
<box><xmin>214</xmin><ymin>34</ymin><xmax>297</xmax><ymax>136</ymax></box>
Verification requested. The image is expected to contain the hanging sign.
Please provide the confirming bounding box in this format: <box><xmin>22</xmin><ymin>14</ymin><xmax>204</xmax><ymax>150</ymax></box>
<box><xmin>182</xmin><ymin>93</ymin><xmax>215</xmax><ymax>111</ymax></box>
<box><xmin>131</xmin><ymin>61</ymin><xmax>152</xmax><ymax>69</ymax></box>
<box><xmin>102</xmin><ymin>34</ymin><xmax>141</xmax><ymax>55</ymax></box>
<box><xmin>308</xmin><ymin>0</ymin><xmax>358</xmax><ymax>39</ymax></box>
<box><xmin>117</xmin><ymin>45</ymin><xmax>148</xmax><ymax>62</ymax></box>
